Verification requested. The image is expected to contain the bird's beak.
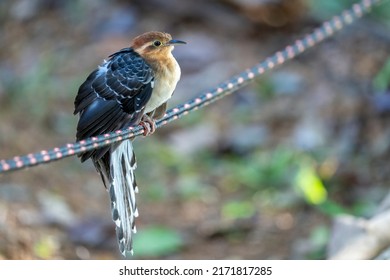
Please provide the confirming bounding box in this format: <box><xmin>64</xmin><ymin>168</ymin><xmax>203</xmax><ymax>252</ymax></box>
<box><xmin>167</xmin><ymin>39</ymin><xmax>187</xmax><ymax>46</ymax></box>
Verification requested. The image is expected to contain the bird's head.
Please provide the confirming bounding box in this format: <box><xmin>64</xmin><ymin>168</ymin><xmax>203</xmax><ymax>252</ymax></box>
<box><xmin>131</xmin><ymin>31</ymin><xmax>186</xmax><ymax>59</ymax></box>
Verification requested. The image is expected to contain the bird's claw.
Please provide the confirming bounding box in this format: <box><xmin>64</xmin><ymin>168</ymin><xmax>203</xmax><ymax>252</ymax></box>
<box><xmin>139</xmin><ymin>115</ymin><xmax>156</xmax><ymax>136</ymax></box>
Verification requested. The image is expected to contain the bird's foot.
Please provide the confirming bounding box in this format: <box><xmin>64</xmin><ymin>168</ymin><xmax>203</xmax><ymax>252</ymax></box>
<box><xmin>139</xmin><ymin>115</ymin><xmax>156</xmax><ymax>136</ymax></box>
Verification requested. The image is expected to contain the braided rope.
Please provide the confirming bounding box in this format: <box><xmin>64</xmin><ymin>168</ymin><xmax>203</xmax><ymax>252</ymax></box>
<box><xmin>0</xmin><ymin>0</ymin><xmax>382</xmax><ymax>173</ymax></box>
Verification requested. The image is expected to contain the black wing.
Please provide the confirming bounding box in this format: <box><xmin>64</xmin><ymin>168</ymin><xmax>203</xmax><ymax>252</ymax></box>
<box><xmin>74</xmin><ymin>48</ymin><xmax>154</xmax><ymax>161</ymax></box>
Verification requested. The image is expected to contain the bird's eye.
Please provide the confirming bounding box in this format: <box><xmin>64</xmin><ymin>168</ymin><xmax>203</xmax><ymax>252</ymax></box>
<box><xmin>153</xmin><ymin>40</ymin><xmax>162</xmax><ymax>47</ymax></box>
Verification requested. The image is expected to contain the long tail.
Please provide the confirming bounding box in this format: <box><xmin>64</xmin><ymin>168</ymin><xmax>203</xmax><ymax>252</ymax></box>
<box><xmin>95</xmin><ymin>139</ymin><xmax>139</xmax><ymax>256</ymax></box>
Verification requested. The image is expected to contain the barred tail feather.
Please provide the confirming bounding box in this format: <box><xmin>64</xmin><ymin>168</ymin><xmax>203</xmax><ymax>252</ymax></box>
<box><xmin>96</xmin><ymin>140</ymin><xmax>139</xmax><ymax>256</ymax></box>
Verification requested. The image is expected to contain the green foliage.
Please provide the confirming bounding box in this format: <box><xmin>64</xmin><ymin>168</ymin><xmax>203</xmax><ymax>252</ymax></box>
<box><xmin>175</xmin><ymin>175</ymin><xmax>210</xmax><ymax>200</ymax></box>
<box><xmin>306</xmin><ymin>226</ymin><xmax>330</xmax><ymax>259</ymax></box>
<box><xmin>141</xmin><ymin>182</ymin><xmax>169</xmax><ymax>202</ymax></box>
<box><xmin>316</xmin><ymin>200</ymin><xmax>349</xmax><ymax>216</ymax></box>
<box><xmin>222</xmin><ymin>200</ymin><xmax>256</xmax><ymax>220</ymax></box>
<box><xmin>373</xmin><ymin>57</ymin><xmax>390</xmax><ymax>91</ymax></box>
<box><xmin>133</xmin><ymin>226</ymin><xmax>183</xmax><ymax>258</ymax></box>
<box><xmin>139</xmin><ymin>134</ymin><xmax>376</xmax><ymax>227</ymax></box>
<box><xmin>4</xmin><ymin>52</ymin><xmax>80</xmax><ymax>126</ymax></box>
<box><xmin>6</xmin><ymin>56</ymin><xmax>55</xmax><ymax>119</ymax></box>
<box><xmin>254</xmin><ymin>74</ymin><xmax>276</xmax><ymax>100</ymax></box>
<box><xmin>33</xmin><ymin>236</ymin><xmax>57</xmax><ymax>259</ymax></box>
<box><xmin>294</xmin><ymin>163</ymin><xmax>327</xmax><ymax>205</ymax></box>
<box><xmin>308</xmin><ymin>0</ymin><xmax>390</xmax><ymax>25</ymax></box>
<box><xmin>308</xmin><ymin>0</ymin><xmax>352</xmax><ymax>20</ymax></box>
<box><xmin>369</xmin><ymin>0</ymin><xmax>390</xmax><ymax>25</ymax></box>
<box><xmin>211</xmin><ymin>147</ymin><xmax>297</xmax><ymax>193</ymax></box>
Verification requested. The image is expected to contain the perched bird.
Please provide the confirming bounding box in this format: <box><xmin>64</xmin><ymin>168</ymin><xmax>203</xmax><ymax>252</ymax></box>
<box><xmin>73</xmin><ymin>31</ymin><xmax>186</xmax><ymax>256</ymax></box>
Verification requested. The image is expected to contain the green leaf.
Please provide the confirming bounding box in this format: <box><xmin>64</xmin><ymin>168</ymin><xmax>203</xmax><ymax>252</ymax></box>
<box><xmin>308</xmin><ymin>0</ymin><xmax>349</xmax><ymax>20</ymax></box>
<box><xmin>133</xmin><ymin>226</ymin><xmax>183</xmax><ymax>257</ymax></box>
<box><xmin>222</xmin><ymin>200</ymin><xmax>256</xmax><ymax>220</ymax></box>
<box><xmin>317</xmin><ymin>200</ymin><xmax>349</xmax><ymax>216</ymax></box>
<box><xmin>142</xmin><ymin>183</ymin><xmax>168</xmax><ymax>202</ymax></box>
<box><xmin>33</xmin><ymin>236</ymin><xmax>57</xmax><ymax>259</ymax></box>
<box><xmin>373</xmin><ymin>58</ymin><xmax>390</xmax><ymax>91</ymax></box>
<box><xmin>295</xmin><ymin>164</ymin><xmax>327</xmax><ymax>205</ymax></box>
<box><xmin>306</xmin><ymin>225</ymin><xmax>330</xmax><ymax>259</ymax></box>
<box><xmin>310</xmin><ymin>225</ymin><xmax>329</xmax><ymax>248</ymax></box>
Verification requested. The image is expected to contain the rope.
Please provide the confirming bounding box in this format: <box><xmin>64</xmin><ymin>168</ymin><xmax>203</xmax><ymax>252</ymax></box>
<box><xmin>0</xmin><ymin>0</ymin><xmax>382</xmax><ymax>174</ymax></box>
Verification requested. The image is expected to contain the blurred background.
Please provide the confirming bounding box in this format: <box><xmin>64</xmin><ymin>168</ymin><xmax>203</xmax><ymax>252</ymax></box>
<box><xmin>0</xmin><ymin>0</ymin><xmax>390</xmax><ymax>260</ymax></box>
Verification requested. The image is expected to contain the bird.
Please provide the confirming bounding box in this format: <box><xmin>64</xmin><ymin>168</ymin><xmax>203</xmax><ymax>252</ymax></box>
<box><xmin>73</xmin><ymin>31</ymin><xmax>186</xmax><ymax>256</ymax></box>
